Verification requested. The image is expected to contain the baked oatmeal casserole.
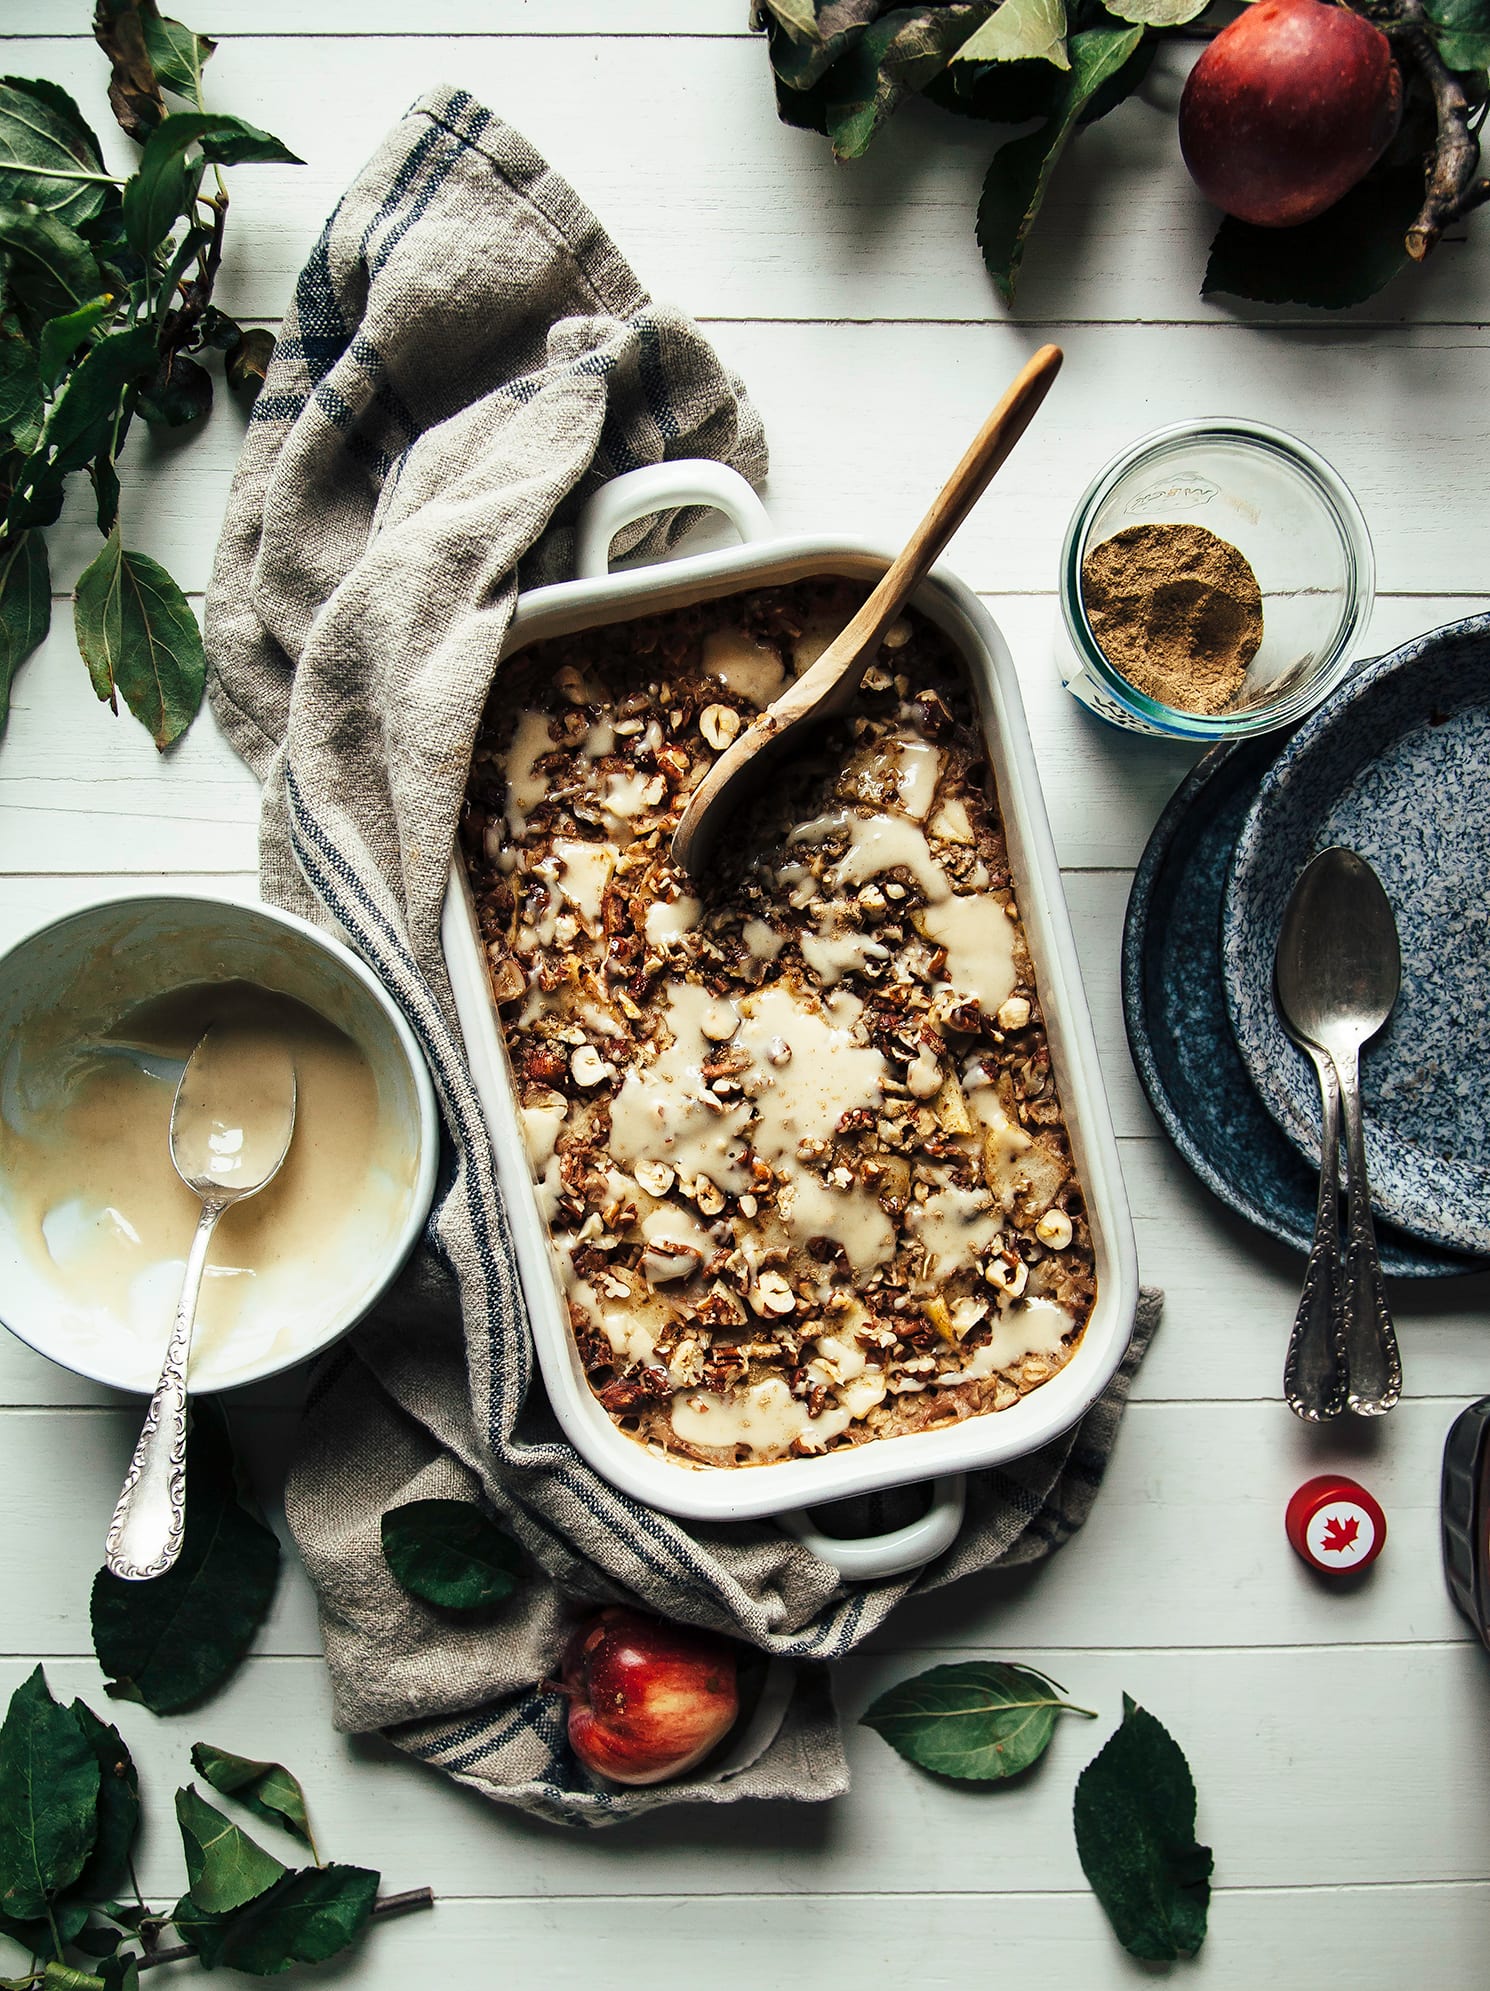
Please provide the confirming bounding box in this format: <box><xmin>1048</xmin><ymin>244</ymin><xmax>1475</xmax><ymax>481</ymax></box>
<box><xmin>461</xmin><ymin>580</ymin><xmax>1097</xmax><ymax>1468</ymax></box>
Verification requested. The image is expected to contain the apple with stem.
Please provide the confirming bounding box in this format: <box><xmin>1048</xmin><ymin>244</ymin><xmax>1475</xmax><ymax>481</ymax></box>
<box><xmin>561</xmin><ymin>1606</ymin><xmax>741</xmax><ymax>1786</ymax></box>
<box><xmin>1179</xmin><ymin>0</ymin><xmax>1402</xmax><ymax>228</ymax></box>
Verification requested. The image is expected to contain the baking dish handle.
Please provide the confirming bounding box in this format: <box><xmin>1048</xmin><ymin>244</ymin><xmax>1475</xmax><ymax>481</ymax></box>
<box><xmin>574</xmin><ymin>460</ymin><xmax>772</xmax><ymax>579</ymax></box>
<box><xmin>780</xmin><ymin>1473</ymin><xmax>967</xmax><ymax>1582</ymax></box>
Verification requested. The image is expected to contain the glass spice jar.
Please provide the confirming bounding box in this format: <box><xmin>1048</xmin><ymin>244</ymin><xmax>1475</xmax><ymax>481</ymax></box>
<box><xmin>1056</xmin><ymin>419</ymin><xmax>1375</xmax><ymax>740</ymax></box>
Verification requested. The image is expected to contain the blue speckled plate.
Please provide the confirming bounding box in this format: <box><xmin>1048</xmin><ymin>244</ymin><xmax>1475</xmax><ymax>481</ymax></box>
<box><xmin>1222</xmin><ymin>614</ymin><xmax>1490</xmax><ymax>1257</ymax></box>
<box><xmin>1123</xmin><ymin>732</ymin><xmax>1480</xmax><ymax>1278</ymax></box>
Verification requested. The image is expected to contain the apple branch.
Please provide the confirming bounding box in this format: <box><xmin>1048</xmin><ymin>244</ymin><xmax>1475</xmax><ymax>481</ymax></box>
<box><xmin>1389</xmin><ymin>0</ymin><xmax>1490</xmax><ymax>258</ymax></box>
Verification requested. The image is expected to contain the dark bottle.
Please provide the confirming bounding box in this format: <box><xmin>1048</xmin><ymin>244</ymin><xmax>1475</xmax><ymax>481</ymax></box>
<box><xmin>1442</xmin><ymin>1397</ymin><xmax>1490</xmax><ymax>1650</ymax></box>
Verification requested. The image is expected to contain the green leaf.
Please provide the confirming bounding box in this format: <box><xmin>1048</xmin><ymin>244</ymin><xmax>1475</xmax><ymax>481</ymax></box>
<box><xmin>190</xmin><ymin>1746</ymin><xmax>315</xmax><ymax>1855</ymax></box>
<box><xmin>173</xmin><ymin>1865</ymin><xmax>379</xmax><ymax>1976</ymax></box>
<box><xmin>0</xmin><ymin>1668</ymin><xmax>101</xmax><ymax>1923</ymax></box>
<box><xmin>1426</xmin><ymin>0</ymin><xmax>1490</xmax><ymax>69</ymax></box>
<box><xmin>0</xmin><ymin>205</ymin><xmax>102</xmax><ymax>334</ymax></box>
<box><xmin>121</xmin><ymin>118</ymin><xmax>204</xmax><ymax>259</ymax></box>
<box><xmin>225</xmin><ymin>326</ymin><xmax>274</xmax><ymax>398</ymax></box>
<box><xmin>0</xmin><ymin>78</ymin><xmax>110</xmax><ymax>231</ymax></box>
<box><xmin>123</xmin><ymin>109</ymin><xmax>301</xmax><ymax>258</ymax></box>
<box><xmin>0</xmin><ymin>317</ymin><xmax>45</xmax><ymax>454</ymax></box>
<box><xmin>925</xmin><ymin>49</ymin><xmax>1067</xmax><ymax>121</ymax></box>
<box><xmin>0</xmin><ymin>1897</ymin><xmax>89</xmax><ymax>1961</ymax></box>
<box><xmin>381</xmin><ymin>1498</ymin><xmax>524</xmax><ymax>1612</ymax></box>
<box><xmin>66</xmin><ymin>1706</ymin><xmax>138</xmax><ymax>1908</ymax></box>
<box><xmin>1102</xmin><ymin>0</ymin><xmax>1207</xmax><ymax>25</ymax></box>
<box><xmin>0</xmin><ymin>529</ymin><xmax>48</xmax><ymax>733</ymax></box>
<box><xmin>136</xmin><ymin>352</ymin><xmax>211</xmax><ymax>427</ymax></box>
<box><xmin>72</xmin><ymin>1920</ymin><xmax>125</xmax><ymax>1959</ymax></box>
<box><xmin>195</xmin><ymin>304</ymin><xmax>240</xmax><ymax>353</ymax></box>
<box><xmin>1202</xmin><ymin>160</ymin><xmax>1421</xmax><ymax>308</ymax></box>
<box><xmin>5</xmin><ymin>460</ymin><xmax>66</xmax><ymax>534</ymax></box>
<box><xmin>176</xmin><ymin>1786</ymin><xmax>286</xmax><ymax>1915</ymax></box>
<box><xmin>38</xmin><ymin>1959</ymin><xmax>104</xmax><ymax>1989</ymax></box>
<box><xmin>38</xmin><ymin>295</ymin><xmax>115</xmax><ymax>393</ymax></box>
<box><xmin>954</xmin><ymin>0</ymin><xmax>1069</xmax><ymax>68</ymax></box>
<box><xmin>762</xmin><ymin>0</ymin><xmax>884</xmax><ymax>89</ymax></box>
<box><xmin>90</xmin><ymin>1399</ymin><xmax>280</xmax><ymax>1704</ymax></box>
<box><xmin>826</xmin><ymin>5</ymin><xmax>996</xmax><ymax>157</ymax></box>
<box><xmin>77</xmin><ymin>188</ymin><xmax>143</xmax><ymax>288</ymax></box>
<box><xmin>976</xmin><ymin>22</ymin><xmax>1142</xmax><ymax>302</ymax></box>
<box><xmin>92</xmin><ymin>446</ymin><xmax>122</xmax><ymax>536</ymax></box>
<box><xmin>861</xmin><ymin>1660</ymin><xmax>1095</xmax><ymax>1780</ymax></box>
<box><xmin>39</xmin><ymin>324</ymin><xmax>153</xmax><ymax>474</ymax></box>
<box><xmin>1074</xmin><ymin>1694</ymin><xmax>1212</xmax><ymax>1962</ymax></box>
<box><xmin>138</xmin><ymin>110</ymin><xmax>302</xmax><ymax>172</ymax></box>
<box><xmin>99</xmin><ymin>1955</ymin><xmax>140</xmax><ymax>1991</ymax></box>
<box><xmin>72</xmin><ymin>524</ymin><xmax>204</xmax><ymax>747</ymax></box>
<box><xmin>93</xmin><ymin>0</ymin><xmax>166</xmax><ymax>141</ymax></box>
<box><xmin>143</xmin><ymin>14</ymin><xmax>217</xmax><ymax>102</ymax></box>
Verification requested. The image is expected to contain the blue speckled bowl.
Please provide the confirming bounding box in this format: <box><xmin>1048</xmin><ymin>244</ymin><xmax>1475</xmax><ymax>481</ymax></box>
<box><xmin>1123</xmin><ymin>734</ymin><xmax>1480</xmax><ymax>1277</ymax></box>
<box><xmin>1222</xmin><ymin>614</ymin><xmax>1490</xmax><ymax>1256</ymax></box>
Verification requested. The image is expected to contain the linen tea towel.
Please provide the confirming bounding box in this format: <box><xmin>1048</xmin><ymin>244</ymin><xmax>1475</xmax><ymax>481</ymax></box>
<box><xmin>206</xmin><ymin>88</ymin><xmax>1156</xmax><ymax>1826</ymax></box>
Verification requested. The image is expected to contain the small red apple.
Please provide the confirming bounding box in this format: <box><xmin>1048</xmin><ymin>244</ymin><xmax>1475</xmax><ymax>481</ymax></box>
<box><xmin>561</xmin><ymin>1606</ymin><xmax>740</xmax><ymax>1786</ymax></box>
<box><xmin>1179</xmin><ymin>0</ymin><xmax>1402</xmax><ymax>228</ymax></box>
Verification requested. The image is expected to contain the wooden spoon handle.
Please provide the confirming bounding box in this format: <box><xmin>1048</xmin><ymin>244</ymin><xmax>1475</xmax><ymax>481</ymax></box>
<box><xmin>803</xmin><ymin>342</ymin><xmax>1064</xmax><ymax>699</ymax></box>
<box><xmin>671</xmin><ymin>344</ymin><xmax>1062</xmax><ymax>878</ymax></box>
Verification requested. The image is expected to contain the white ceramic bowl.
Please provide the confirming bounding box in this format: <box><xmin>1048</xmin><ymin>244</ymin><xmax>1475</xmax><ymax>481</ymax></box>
<box><xmin>0</xmin><ymin>892</ymin><xmax>440</xmax><ymax>1393</ymax></box>
<box><xmin>441</xmin><ymin>460</ymin><xmax>1138</xmax><ymax>1580</ymax></box>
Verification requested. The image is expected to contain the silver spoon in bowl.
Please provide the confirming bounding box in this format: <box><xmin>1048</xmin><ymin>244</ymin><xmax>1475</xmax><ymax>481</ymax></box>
<box><xmin>1274</xmin><ymin>846</ymin><xmax>1402</xmax><ymax>1418</ymax></box>
<box><xmin>105</xmin><ymin>1025</ymin><xmax>297</xmax><ymax>1581</ymax></box>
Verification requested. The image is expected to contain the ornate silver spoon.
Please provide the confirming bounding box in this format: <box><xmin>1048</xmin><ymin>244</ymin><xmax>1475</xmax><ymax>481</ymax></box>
<box><xmin>105</xmin><ymin>1024</ymin><xmax>297</xmax><ymax>1581</ymax></box>
<box><xmin>1273</xmin><ymin>846</ymin><xmax>1402</xmax><ymax>1418</ymax></box>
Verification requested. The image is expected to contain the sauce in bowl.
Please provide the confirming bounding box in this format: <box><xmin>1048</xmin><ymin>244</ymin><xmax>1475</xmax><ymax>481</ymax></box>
<box><xmin>0</xmin><ymin>979</ymin><xmax>413</xmax><ymax>1389</ymax></box>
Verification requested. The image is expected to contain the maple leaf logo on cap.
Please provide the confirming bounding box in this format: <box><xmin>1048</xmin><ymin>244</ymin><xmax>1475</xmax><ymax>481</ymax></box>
<box><xmin>1321</xmin><ymin>1513</ymin><xmax>1360</xmax><ymax>1556</ymax></box>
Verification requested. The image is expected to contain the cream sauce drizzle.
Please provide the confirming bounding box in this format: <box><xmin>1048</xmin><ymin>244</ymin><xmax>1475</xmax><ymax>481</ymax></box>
<box><xmin>644</xmin><ymin>893</ymin><xmax>702</xmax><ymax>948</ymax></box>
<box><xmin>792</xmin><ymin>809</ymin><xmax>1017</xmax><ymax>1013</ymax></box>
<box><xmin>929</xmin><ymin>794</ymin><xmax>974</xmax><ymax>845</ymax></box>
<box><xmin>741</xmin><ymin>917</ymin><xmax>784</xmax><ymax>963</ymax></box>
<box><xmin>702</xmin><ymin>628</ymin><xmax>786</xmax><ymax>706</ymax></box>
<box><xmin>549</xmin><ymin>839</ymin><xmax>613</xmax><ymax>930</ymax></box>
<box><xmin>519</xmin><ymin>1093</ymin><xmax>568</xmax><ymax>1172</ymax></box>
<box><xmin>504</xmin><ymin>709</ymin><xmax>555</xmax><ymax>835</ymax></box>
<box><xmin>798</xmin><ymin>921</ymin><xmax>890</xmax><ymax>988</ymax></box>
<box><xmin>607</xmin><ymin>982</ymin><xmax>753</xmax><ymax>1193</ymax></box>
<box><xmin>910</xmin><ymin>1181</ymin><xmax>1003</xmax><ymax>1273</ymax></box>
<box><xmin>670</xmin><ymin>1375</ymin><xmax>852</xmax><ymax>1459</ymax></box>
<box><xmin>893</xmin><ymin>739</ymin><xmax>941</xmax><ymax>822</ymax></box>
<box><xmin>918</xmin><ymin>895</ymin><xmax>1018</xmax><ymax>1016</ymax></box>
<box><xmin>602</xmin><ymin>770</ymin><xmax>665</xmax><ymax>832</ymax></box>
<box><xmin>938</xmin><ymin>1297</ymin><xmax>1074</xmax><ymax>1383</ymax></box>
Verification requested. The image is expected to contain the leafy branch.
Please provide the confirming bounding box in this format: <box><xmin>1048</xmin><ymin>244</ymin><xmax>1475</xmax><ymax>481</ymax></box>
<box><xmin>753</xmin><ymin>0</ymin><xmax>1490</xmax><ymax>308</ymax></box>
<box><xmin>0</xmin><ymin>1669</ymin><xmax>432</xmax><ymax>1988</ymax></box>
<box><xmin>0</xmin><ymin>1</ymin><xmax>300</xmax><ymax>747</ymax></box>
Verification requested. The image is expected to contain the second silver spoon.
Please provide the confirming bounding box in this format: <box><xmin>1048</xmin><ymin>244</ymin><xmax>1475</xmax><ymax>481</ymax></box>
<box><xmin>105</xmin><ymin>1024</ymin><xmax>297</xmax><ymax>1581</ymax></box>
<box><xmin>1274</xmin><ymin>846</ymin><xmax>1402</xmax><ymax>1417</ymax></box>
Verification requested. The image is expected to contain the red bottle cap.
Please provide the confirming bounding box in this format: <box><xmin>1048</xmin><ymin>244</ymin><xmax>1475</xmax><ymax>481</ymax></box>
<box><xmin>1286</xmin><ymin>1474</ymin><xmax>1386</xmax><ymax>1574</ymax></box>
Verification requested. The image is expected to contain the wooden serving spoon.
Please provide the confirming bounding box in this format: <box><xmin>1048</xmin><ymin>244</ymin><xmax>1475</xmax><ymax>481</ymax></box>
<box><xmin>671</xmin><ymin>343</ymin><xmax>1064</xmax><ymax>880</ymax></box>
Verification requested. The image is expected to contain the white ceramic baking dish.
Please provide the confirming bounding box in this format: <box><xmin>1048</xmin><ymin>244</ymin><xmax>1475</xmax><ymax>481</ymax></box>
<box><xmin>442</xmin><ymin>460</ymin><xmax>1138</xmax><ymax>1580</ymax></box>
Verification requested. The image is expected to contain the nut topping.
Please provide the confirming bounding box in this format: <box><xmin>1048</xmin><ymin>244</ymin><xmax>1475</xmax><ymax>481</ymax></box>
<box><xmin>700</xmin><ymin>703</ymin><xmax>743</xmax><ymax>751</ymax></box>
<box><xmin>570</xmin><ymin>1044</ymin><xmax>615</xmax><ymax>1087</ymax></box>
<box><xmin>465</xmin><ymin>577</ymin><xmax>1095</xmax><ymax>1469</ymax></box>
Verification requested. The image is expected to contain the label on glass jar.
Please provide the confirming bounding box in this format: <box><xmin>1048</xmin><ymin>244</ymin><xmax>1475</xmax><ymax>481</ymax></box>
<box><xmin>1056</xmin><ymin>633</ymin><xmax>1167</xmax><ymax>737</ymax></box>
<box><xmin>1125</xmin><ymin>477</ymin><xmax>1220</xmax><ymax>516</ymax></box>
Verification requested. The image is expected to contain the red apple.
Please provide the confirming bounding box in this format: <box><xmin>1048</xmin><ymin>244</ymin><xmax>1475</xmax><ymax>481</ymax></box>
<box><xmin>561</xmin><ymin>1606</ymin><xmax>740</xmax><ymax>1786</ymax></box>
<box><xmin>1179</xmin><ymin>0</ymin><xmax>1401</xmax><ymax>228</ymax></box>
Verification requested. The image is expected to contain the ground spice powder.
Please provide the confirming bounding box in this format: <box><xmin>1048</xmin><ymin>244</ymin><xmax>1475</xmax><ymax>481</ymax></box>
<box><xmin>1080</xmin><ymin>521</ymin><xmax>1264</xmax><ymax>716</ymax></box>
